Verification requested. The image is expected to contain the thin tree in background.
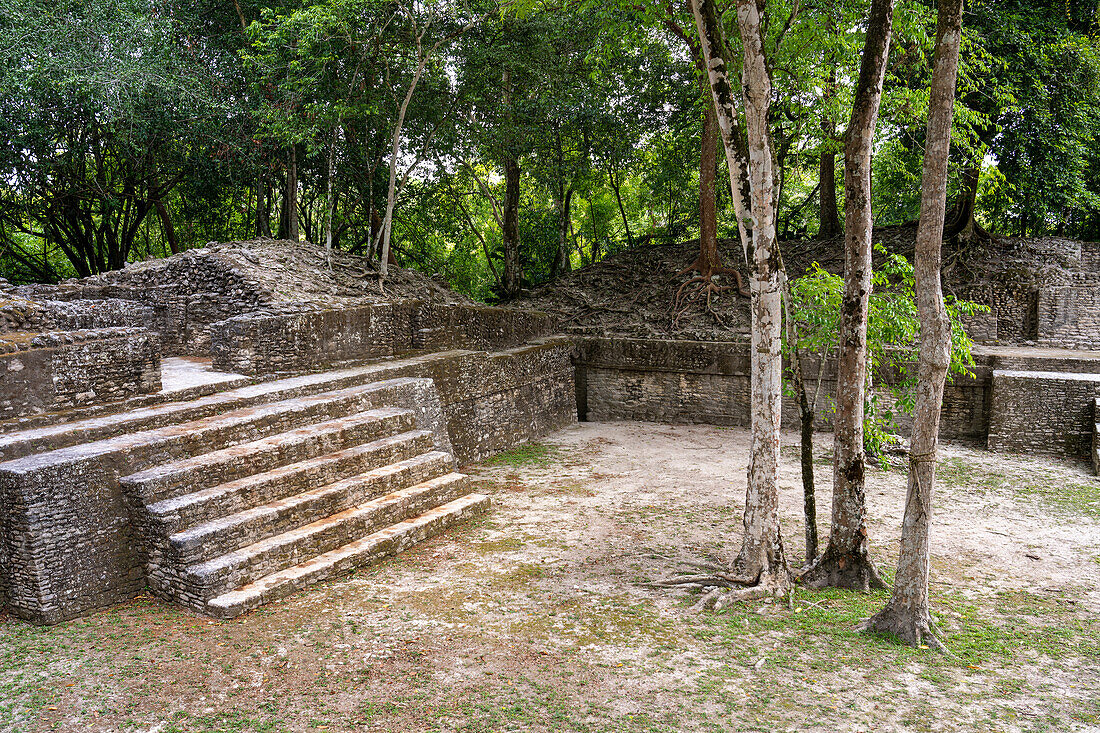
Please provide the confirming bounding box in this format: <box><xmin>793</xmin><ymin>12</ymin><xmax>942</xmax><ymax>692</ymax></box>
<box><xmin>860</xmin><ymin>0</ymin><xmax>965</xmax><ymax>648</ymax></box>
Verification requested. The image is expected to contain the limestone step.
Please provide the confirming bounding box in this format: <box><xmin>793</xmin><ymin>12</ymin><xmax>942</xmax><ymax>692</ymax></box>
<box><xmin>0</xmin><ymin>367</ymin><xmax>444</xmax><ymax>463</ymax></box>
<box><xmin>161</xmin><ymin>449</ymin><xmax>454</xmax><ymax>563</ymax></box>
<box><xmin>121</xmin><ymin>408</ymin><xmax>417</xmax><ymax>505</ymax></box>
<box><xmin>205</xmin><ymin>492</ymin><xmax>490</xmax><ymax>619</ymax></box>
<box><xmin>179</xmin><ymin>472</ymin><xmax>472</xmax><ymax>602</ymax></box>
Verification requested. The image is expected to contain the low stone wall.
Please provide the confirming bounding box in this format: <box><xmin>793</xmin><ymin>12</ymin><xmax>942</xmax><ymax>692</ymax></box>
<box><xmin>0</xmin><ymin>328</ymin><xmax>161</xmax><ymax>420</ymax></box>
<box><xmin>1038</xmin><ymin>286</ymin><xmax>1100</xmax><ymax>349</ymax></box>
<box><xmin>988</xmin><ymin>370</ymin><xmax>1100</xmax><ymax>457</ymax></box>
<box><xmin>574</xmin><ymin>337</ymin><xmax>991</xmax><ymax>441</ymax></box>
<box><xmin>210</xmin><ymin>301</ymin><xmax>556</xmax><ymax>376</ymax></box>
<box><xmin>1093</xmin><ymin>398</ymin><xmax>1099</xmax><ymax>475</ymax></box>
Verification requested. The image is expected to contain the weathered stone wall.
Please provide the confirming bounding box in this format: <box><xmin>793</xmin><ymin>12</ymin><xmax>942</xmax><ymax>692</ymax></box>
<box><xmin>0</xmin><ymin>329</ymin><xmax>161</xmax><ymax>420</ymax></box>
<box><xmin>1093</xmin><ymin>398</ymin><xmax>1099</xmax><ymax>476</ymax></box>
<box><xmin>210</xmin><ymin>301</ymin><xmax>556</xmax><ymax>376</ymax></box>
<box><xmin>574</xmin><ymin>337</ymin><xmax>991</xmax><ymax>441</ymax></box>
<box><xmin>0</xmin><ymin>339</ymin><xmax>573</xmax><ymax>623</ymax></box>
<box><xmin>988</xmin><ymin>370</ymin><xmax>1100</xmax><ymax>457</ymax></box>
<box><xmin>1037</xmin><ymin>286</ymin><xmax>1100</xmax><ymax>349</ymax></box>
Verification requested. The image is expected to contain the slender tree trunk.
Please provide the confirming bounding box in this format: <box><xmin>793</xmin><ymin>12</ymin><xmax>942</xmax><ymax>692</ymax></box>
<box><xmin>698</xmin><ymin>71</ymin><xmax>720</xmax><ymax>273</ymax></box>
<box><xmin>155</xmin><ymin>198</ymin><xmax>179</xmax><ymax>255</ymax></box>
<box><xmin>729</xmin><ymin>0</ymin><xmax>789</xmax><ymax>593</ymax></box>
<box><xmin>818</xmin><ymin>7</ymin><xmax>841</xmax><ymax>238</ymax></box>
<box><xmin>502</xmin><ymin>66</ymin><xmax>522</xmax><ymax>297</ymax></box>
<box><xmin>286</xmin><ymin>146</ymin><xmax>299</xmax><ymax>243</ymax></box>
<box><xmin>861</xmin><ymin>0</ymin><xmax>964</xmax><ymax>649</ymax></box>
<box><xmin>552</xmin><ymin>187</ymin><xmax>573</xmax><ymax>277</ymax></box>
<box><xmin>608</xmin><ymin>164</ymin><xmax>633</xmax><ymax>247</ymax></box>
<box><xmin>324</xmin><ymin>129</ymin><xmax>337</xmax><ymax>269</ymax></box>
<box><xmin>257</xmin><ymin>175</ymin><xmax>271</xmax><ymax>238</ymax></box>
<box><xmin>781</xmin><ymin>271</ymin><xmax>819</xmax><ymax>562</ymax></box>
<box><xmin>690</xmin><ymin>0</ymin><xmax>752</xmax><ymax>261</ymax></box>
<box><xmin>802</xmin><ymin>0</ymin><xmax>894</xmax><ymax>591</ymax></box>
<box><xmin>379</xmin><ymin>39</ymin><xmax>431</xmax><ymax>278</ymax></box>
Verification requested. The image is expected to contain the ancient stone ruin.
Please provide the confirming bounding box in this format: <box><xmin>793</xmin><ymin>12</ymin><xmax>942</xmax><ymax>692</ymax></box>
<box><xmin>0</xmin><ymin>241</ymin><xmax>573</xmax><ymax>624</ymax></box>
<box><xmin>1</xmin><ymin>233</ymin><xmax>1099</xmax><ymax>625</ymax></box>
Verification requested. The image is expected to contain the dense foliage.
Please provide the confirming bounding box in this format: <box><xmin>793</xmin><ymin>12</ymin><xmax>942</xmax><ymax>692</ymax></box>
<box><xmin>1</xmin><ymin>0</ymin><xmax>1098</xmax><ymax>291</ymax></box>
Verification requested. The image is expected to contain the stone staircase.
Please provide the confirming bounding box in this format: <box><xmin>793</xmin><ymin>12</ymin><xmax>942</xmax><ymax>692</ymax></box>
<box><xmin>0</xmin><ymin>367</ymin><xmax>489</xmax><ymax>620</ymax></box>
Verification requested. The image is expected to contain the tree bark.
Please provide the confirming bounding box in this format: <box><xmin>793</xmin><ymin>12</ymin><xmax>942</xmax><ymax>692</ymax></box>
<box><xmin>285</xmin><ymin>146</ymin><xmax>299</xmax><ymax>243</ymax></box>
<box><xmin>861</xmin><ymin>0</ymin><xmax>964</xmax><ymax>649</ymax></box>
<box><xmin>502</xmin><ymin>67</ymin><xmax>522</xmax><ymax>298</ymax></box>
<box><xmin>552</xmin><ymin>186</ymin><xmax>573</xmax><ymax>277</ymax></box>
<box><xmin>690</xmin><ymin>0</ymin><xmax>752</xmax><ymax>261</ymax></box>
<box><xmin>801</xmin><ymin>0</ymin><xmax>894</xmax><ymax>592</ymax></box>
<box><xmin>698</xmin><ymin>71</ymin><xmax>720</xmax><ymax>273</ymax></box>
<box><xmin>155</xmin><ymin>198</ymin><xmax>179</xmax><ymax>255</ymax></box>
<box><xmin>818</xmin><ymin>6</ymin><xmax>841</xmax><ymax>238</ymax></box>
<box><xmin>728</xmin><ymin>0</ymin><xmax>789</xmax><ymax>593</ymax></box>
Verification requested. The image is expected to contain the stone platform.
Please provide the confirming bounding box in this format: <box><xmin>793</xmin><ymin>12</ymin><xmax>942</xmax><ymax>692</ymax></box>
<box><xmin>0</xmin><ymin>340</ymin><xmax>575</xmax><ymax>624</ymax></box>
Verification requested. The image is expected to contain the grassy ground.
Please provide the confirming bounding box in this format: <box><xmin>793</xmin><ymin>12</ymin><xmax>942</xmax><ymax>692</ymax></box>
<box><xmin>2</xmin><ymin>422</ymin><xmax>1098</xmax><ymax>732</ymax></box>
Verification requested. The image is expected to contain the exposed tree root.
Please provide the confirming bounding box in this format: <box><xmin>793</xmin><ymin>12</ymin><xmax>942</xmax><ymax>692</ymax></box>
<box><xmin>671</xmin><ymin>259</ymin><xmax>751</xmax><ymax>326</ymax></box>
<box><xmin>858</xmin><ymin>601</ymin><xmax>953</xmax><ymax>654</ymax></box>
<box><xmin>798</xmin><ymin>546</ymin><xmax>887</xmax><ymax>591</ymax></box>
<box><xmin>648</xmin><ymin>560</ymin><xmax>790</xmax><ymax>611</ymax></box>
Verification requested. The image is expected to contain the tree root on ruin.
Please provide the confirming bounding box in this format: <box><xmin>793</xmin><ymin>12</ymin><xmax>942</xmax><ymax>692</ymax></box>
<box><xmin>797</xmin><ymin>546</ymin><xmax>888</xmax><ymax>591</ymax></box>
<box><xmin>857</xmin><ymin>601</ymin><xmax>953</xmax><ymax>654</ymax></box>
<box><xmin>671</xmin><ymin>262</ymin><xmax>750</xmax><ymax>327</ymax></box>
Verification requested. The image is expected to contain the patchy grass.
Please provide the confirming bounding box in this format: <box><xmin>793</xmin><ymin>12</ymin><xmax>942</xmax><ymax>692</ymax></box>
<box><xmin>937</xmin><ymin>455</ymin><xmax>1100</xmax><ymax>520</ymax></box>
<box><xmin>484</xmin><ymin>442</ymin><xmax>559</xmax><ymax>468</ymax></box>
<box><xmin>2</xmin><ymin>424</ymin><xmax>1098</xmax><ymax>732</ymax></box>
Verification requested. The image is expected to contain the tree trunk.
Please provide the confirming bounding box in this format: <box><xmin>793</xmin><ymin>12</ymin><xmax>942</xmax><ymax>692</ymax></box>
<box><xmin>944</xmin><ymin>163</ymin><xmax>987</xmax><ymax>242</ymax></box>
<box><xmin>729</xmin><ymin>0</ymin><xmax>789</xmax><ymax>594</ymax></box>
<box><xmin>861</xmin><ymin>0</ymin><xmax>964</xmax><ymax>649</ymax></box>
<box><xmin>818</xmin><ymin>9</ymin><xmax>841</xmax><ymax>238</ymax></box>
<box><xmin>698</xmin><ymin>71</ymin><xmax>720</xmax><ymax>273</ymax></box>
<box><xmin>324</xmin><ymin>129</ymin><xmax>337</xmax><ymax>269</ymax></box>
<box><xmin>690</xmin><ymin>0</ymin><xmax>752</xmax><ymax>261</ymax></box>
<box><xmin>379</xmin><ymin>38</ymin><xmax>431</xmax><ymax>279</ymax></box>
<box><xmin>155</xmin><ymin>198</ymin><xmax>179</xmax><ymax>255</ymax></box>
<box><xmin>819</xmin><ymin>140</ymin><xmax>841</xmax><ymax>237</ymax></box>
<box><xmin>781</xmin><ymin>271</ymin><xmax>818</xmax><ymax>563</ymax></box>
<box><xmin>552</xmin><ymin>187</ymin><xmax>573</xmax><ymax>277</ymax></box>
<box><xmin>608</xmin><ymin>163</ymin><xmax>633</xmax><ymax>247</ymax></box>
<box><xmin>285</xmin><ymin>146</ymin><xmax>299</xmax><ymax>243</ymax></box>
<box><xmin>257</xmin><ymin>175</ymin><xmax>272</xmax><ymax>238</ymax></box>
<box><xmin>502</xmin><ymin>66</ymin><xmax>522</xmax><ymax>298</ymax></box>
<box><xmin>801</xmin><ymin>0</ymin><xmax>894</xmax><ymax>592</ymax></box>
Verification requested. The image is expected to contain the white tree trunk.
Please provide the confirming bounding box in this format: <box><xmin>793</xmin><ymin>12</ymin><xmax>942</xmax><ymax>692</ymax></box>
<box><xmin>730</xmin><ymin>0</ymin><xmax>789</xmax><ymax>591</ymax></box>
<box><xmin>861</xmin><ymin>0</ymin><xmax>964</xmax><ymax>649</ymax></box>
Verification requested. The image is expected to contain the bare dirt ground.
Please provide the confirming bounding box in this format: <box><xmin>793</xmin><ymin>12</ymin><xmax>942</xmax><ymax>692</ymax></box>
<box><xmin>3</xmin><ymin>422</ymin><xmax>1098</xmax><ymax>733</ymax></box>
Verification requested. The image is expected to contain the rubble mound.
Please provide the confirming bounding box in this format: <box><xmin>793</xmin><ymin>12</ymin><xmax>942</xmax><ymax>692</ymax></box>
<box><xmin>47</xmin><ymin>238</ymin><xmax>475</xmax><ymax>309</ymax></box>
<box><xmin>513</xmin><ymin>226</ymin><xmax>1100</xmax><ymax>343</ymax></box>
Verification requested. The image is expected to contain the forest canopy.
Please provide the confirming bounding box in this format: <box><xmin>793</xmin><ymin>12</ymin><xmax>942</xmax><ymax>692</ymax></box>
<box><xmin>1</xmin><ymin>0</ymin><xmax>1098</xmax><ymax>295</ymax></box>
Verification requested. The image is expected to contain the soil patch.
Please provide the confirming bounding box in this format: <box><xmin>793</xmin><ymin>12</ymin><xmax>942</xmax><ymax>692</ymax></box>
<box><xmin>2</xmin><ymin>422</ymin><xmax>1097</xmax><ymax>732</ymax></box>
